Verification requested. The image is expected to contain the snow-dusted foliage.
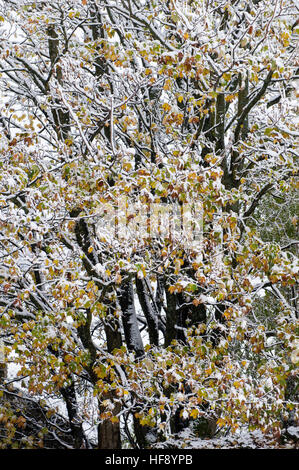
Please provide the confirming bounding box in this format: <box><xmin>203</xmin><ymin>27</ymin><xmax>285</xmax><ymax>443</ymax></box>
<box><xmin>0</xmin><ymin>0</ymin><xmax>298</xmax><ymax>449</ymax></box>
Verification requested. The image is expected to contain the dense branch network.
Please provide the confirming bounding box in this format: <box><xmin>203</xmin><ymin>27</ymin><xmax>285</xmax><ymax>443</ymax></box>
<box><xmin>0</xmin><ymin>0</ymin><xmax>298</xmax><ymax>449</ymax></box>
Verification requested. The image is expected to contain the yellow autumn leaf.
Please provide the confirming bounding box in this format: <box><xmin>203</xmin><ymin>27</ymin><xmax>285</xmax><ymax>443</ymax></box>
<box><xmin>233</xmin><ymin>381</ymin><xmax>242</xmax><ymax>389</ymax></box>
<box><xmin>162</xmin><ymin>102</ymin><xmax>171</xmax><ymax>112</ymax></box>
<box><xmin>64</xmin><ymin>354</ymin><xmax>73</xmax><ymax>364</ymax></box>
<box><xmin>190</xmin><ymin>409</ymin><xmax>199</xmax><ymax>419</ymax></box>
<box><xmin>216</xmin><ymin>417</ymin><xmax>227</xmax><ymax>427</ymax></box>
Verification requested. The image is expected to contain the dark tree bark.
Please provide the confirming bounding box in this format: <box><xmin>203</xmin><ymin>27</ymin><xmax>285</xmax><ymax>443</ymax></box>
<box><xmin>136</xmin><ymin>276</ymin><xmax>159</xmax><ymax>346</ymax></box>
<box><xmin>60</xmin><ymin>382</ymin><xmax>85</xmax><ymax>449</ymax></box>
<box><xmin>164</xmin><ymin>283</ymin><xmax>178</xmax><ymax>348</ymax></box>
<box><xmin>119</xmin><ymin>278</ymin><xmax>160</xmax><ymax>448</ymax></box>
<box><xmin>118</xmin><ymin>278</ymin><xmax>145</xmax><ymax>359</ymax></box>
<box><xmin>98</xmin><ymin>298</ymin><xmax>123</xmax><ymax>449</ymax></box>
<box><xmin>47</xmin><ymin>25</ymin><xmax>70</xmax><ymax>142</ymax></box>
<box><xmin>98</xmin><ymin>391</ymin><xmax>122</xmax><ymax>449</ymax></box>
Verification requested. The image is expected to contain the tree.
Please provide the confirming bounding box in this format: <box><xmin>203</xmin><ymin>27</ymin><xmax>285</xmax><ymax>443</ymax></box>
<box><xmin>0</xmin><ymin>0</ymin><xmax>298</xmax><ymax>449</ymax></box>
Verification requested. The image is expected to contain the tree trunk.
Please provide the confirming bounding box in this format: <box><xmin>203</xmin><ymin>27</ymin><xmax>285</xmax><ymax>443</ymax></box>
<box><xmin>60</xmin><ymin>382</ymin><xmax>85</xmax><ymax>449</ymax></box>
<box><xmin>118</xmin><ymin>278</ymin><xmax>144</xmax><ymax>359</ymax></box>
<box><xmin>136</xmin><ymin>276</ymin><xmax>159</xmax><ymax>346</ymax></box>
<box><xmin>98</xmin><ymin>391</ymin><xmax>122</xmax><ymax>449</ymax></box>
<box><xmin>98</xmin><ymin>300</ymin><xmax>123</xmax><ymax>449</ymax></box>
